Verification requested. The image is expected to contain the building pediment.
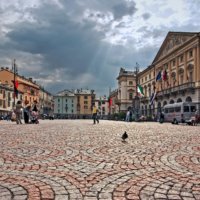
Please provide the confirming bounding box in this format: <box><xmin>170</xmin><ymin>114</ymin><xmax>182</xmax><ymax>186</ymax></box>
<box><xmin>57</xmin><ymin>89</ymin><xmax>74</xmax><ymax>96</ymax></box>
<box><xmin>152</xmin><ymin>32</ymin><xmax>198</xmax><ymax>64</ymax></box>
<box><xmin>128</xmin><ymin>88</ymin><xmax>134</xmax><ymax>92</ymax></box>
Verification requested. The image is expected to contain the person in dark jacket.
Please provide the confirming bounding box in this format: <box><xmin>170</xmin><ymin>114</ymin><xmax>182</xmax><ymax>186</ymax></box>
<box><xmin>159</xmin><ymin>112</ymin><xmax>164</xmax><ymax>123</ymax></box>
<box><xmin>24</xmin><ymin>104</ymin><xmax>30</xmax><ymax>124</ymax></box>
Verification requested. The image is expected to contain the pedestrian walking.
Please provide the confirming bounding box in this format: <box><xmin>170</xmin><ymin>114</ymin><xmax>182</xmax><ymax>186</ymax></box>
<box><xmin>159</xmin><ymin>111</ymin><xmax>164</xmax><ymax>123</ymax></box>
<box><xmin>125</xmin><ymin>110</ymin><xmax>130</xmax><ymax>122</ymax></box>
<box><xmin>24</xmin><ymin>104</ymin><xmax>30</xmax><ymax>124</ymax></box>
<box><xmin>32</xmin><ymin>100</ymin><xmax>39</xmax><ymax>112</ymax></box>
<box><xmin>129</xmin><ymin>111</ymin><xmax>132</xmax><ymax>122</ymax></box>
<box><xmin>92</xmin><ymin>105</ymin><xmax>99</xmax><ymax>124</ymax></box>
<box><xmin>31</xmin><ymin>100</ymin><xmax>39</xmax><ymax>124</ymax></box>
<box><xmin>15</xmin><ymin>100</ymin><xmax>23</xmax><ymax>124</ymax></box>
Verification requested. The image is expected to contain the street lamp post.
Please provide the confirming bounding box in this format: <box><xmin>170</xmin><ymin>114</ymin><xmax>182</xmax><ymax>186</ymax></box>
<box><xmin>42</xmin><ymin>86</ymin><xmax>44</xmax><ymax>115</ymax></box>
<box><xmin>13</xmin><ymin>59</ymin><xmax>17</xmax><ymax>107</ymax></box>
<box><xmin>133</xmin><ymin>63</ymin><xmax>140</xmax><ymax>122</ymax></box>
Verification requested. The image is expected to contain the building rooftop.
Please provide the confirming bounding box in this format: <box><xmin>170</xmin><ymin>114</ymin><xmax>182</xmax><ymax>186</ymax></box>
<box><xmin>74</xmin><ymin>89</ymin><xmax>95</xmax><ymax>95</ymax></box>
<box><xmin>56</xmin><ymin>89</ymin><xmax>75</xmax><ymax>97</ymax></box>
<box><xmin>117</xmin><ymin>67</ymin><xmax>135</xmax><ymax>80</ymax></box>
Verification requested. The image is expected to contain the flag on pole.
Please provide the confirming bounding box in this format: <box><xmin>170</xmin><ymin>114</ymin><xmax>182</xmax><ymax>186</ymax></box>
<box><xmin>156</xmin><ymin>71</ymin><xmax>162</xmax><ymax>81</ymax></box>
<box><xmin>137</xmin><ymin>84</ymin><xmax>144</xmax><ymax>97</ymax></box>
<box><xmin>162</xmin><ymin>70</ymin><xmax>167</xmax><ymax>81</ymax></box>
<box><xmin>167</xmin><ymin>80</ymin><xmax>170</xmax><ymax>87</ymax></box>
<box><xmin>12</xmin><ymin>80</ymin><xmax>19</xmax><ymax>98</ymax></box>
<box><xmin>186</xmin><ymin>74</ymin><xmax>189</xmax><ymax>81</ymax></box>
<box><xmin>108</xmin><ymin>97</ymin><xmax>112</xmax><ymax>107</ymax></box>
<box><xmin>173</xmin><ymin>77</ymin><xmax>176</xmax><ymax>85</ymax></box>
<box><xmin>150</xmin><ymin>91</ymin><xmax>157</xmax><ymax>106</ymax></box>
<box><xmin>15</xmin><ymin>80</ymin><xmax>19</xmax><ymax>88</ymax></box>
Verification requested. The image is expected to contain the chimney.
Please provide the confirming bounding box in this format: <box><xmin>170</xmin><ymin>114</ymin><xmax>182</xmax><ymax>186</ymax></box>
<box><xmin>29</xmin><ymin>78</ymin><xmax>33</xmax><ymax>82</ymax></box>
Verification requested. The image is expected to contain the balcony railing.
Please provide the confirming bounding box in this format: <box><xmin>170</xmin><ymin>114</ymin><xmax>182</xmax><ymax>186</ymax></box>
<box><xmin>157</xmin><ymin>82</ymin><xmax>195</xmax><ymax>97</ymax></box>
<box><xmin>140</xmin><ymin>96</ymin><xmax>149</xmax><ymax>103</ymax></box>
<box><xmin>115</xmin><ymin>99</ymin><xmax>121</xmax><ymax>105</ymax></box>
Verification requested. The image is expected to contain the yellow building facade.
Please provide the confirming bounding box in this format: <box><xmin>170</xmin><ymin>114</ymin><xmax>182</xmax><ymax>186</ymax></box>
<box><xmin>139</xmin><ymin>32</ymin><xmax>200</xmax><ymax>116</ymax></box>
<box><xmin>39</xmin><ymin>87</ymin><xmax>54</xmax><ymax>115</ymax></box>
<box><xmin>138</xmin><ymin>65</ymin><xmax>155</xmax><ymax>116</ymax></box>
<box><xmin>76</xmin><ymin>89</ymin><xmax>95</xmax><ymax>116</ymax></box>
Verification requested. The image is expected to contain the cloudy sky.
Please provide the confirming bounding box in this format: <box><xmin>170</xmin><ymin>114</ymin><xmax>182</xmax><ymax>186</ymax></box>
<box><xmin>0</xmin><ymin>0</ymin><xmax>199</xmax><ymax>96</ymax></box>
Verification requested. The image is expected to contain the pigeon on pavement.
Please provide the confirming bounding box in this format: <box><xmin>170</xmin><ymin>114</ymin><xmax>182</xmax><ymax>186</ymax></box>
<box><xmin>122</xmin><ymin>131</ymin><xmax>128</xmax><ymax>142</ymax></box>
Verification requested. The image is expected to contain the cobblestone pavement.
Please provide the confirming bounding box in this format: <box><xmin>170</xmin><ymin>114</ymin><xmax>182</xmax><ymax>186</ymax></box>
<box><xmin>0</xmin><ymin>120</ymin><xmax>200</xmax><ymax>200</ymax></box>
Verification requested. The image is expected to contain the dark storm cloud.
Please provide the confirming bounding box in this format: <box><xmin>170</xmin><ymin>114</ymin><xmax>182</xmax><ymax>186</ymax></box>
<box><xmin>58</xmin><ymin>0</ymin><xmax>137</xmax><ymax>20</ymax></box>
<box><xmin>142</xmin><ymin>13</ymin><xmax>151</xmax><ymax>20</ymax></box>
<box><xmin>115</xmin><ymin>22</ymin><xmax>126</xmax><ymax>28</ymax></box>
<box><xmin>112</xmin><ymin>2</ymin><xmax>137</xmax><ymax>19</ymax></box>
<box><xmin>1</xmin><ymin>0</ymin><xmax>199</xmax><ymax>95</ymax></box>
<box><xmin>5</xmin><ymin>3</ymin><xmax>105</xmax><ymax>76</ymax></box>
<box><xmin>137</xmin><ymin>26</ymin><xmax>166</xmax><ymax>39</ymax></box>
<box><xmin>2</xmin><ymin>1</ymin><xmax>139</xmax><ymax>94</ymax></box>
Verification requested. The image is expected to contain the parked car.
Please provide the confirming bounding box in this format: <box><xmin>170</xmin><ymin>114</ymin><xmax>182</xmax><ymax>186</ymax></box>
<box><xmin>41</xmin><ymin>113</ymin><xmax>54</xmax><ymax>120</ymax></box>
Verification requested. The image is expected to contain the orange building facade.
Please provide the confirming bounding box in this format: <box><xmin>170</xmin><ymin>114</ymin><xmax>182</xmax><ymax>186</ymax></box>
<box><xmin>0</xmin><ymin>67</ymin><xmax>40</xmax><ymax>106</ymax></box>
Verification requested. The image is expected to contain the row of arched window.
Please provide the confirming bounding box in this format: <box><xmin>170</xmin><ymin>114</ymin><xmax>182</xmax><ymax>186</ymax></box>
<box><xmin>141</xmin><ymin>96</ymin><xmax>193</xmax><ymax>114</ymax></box>
<box><xmin>157</xmin><ymin>96</ymin><xmax>192</xmax><ymax>108</ymax></box>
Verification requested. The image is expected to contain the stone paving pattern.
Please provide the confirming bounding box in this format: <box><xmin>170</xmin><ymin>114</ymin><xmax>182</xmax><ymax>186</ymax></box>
<box><xmin>0</xmin><ymin>120</ymin><xmax>200</xmax><ymax>200</ymax></box>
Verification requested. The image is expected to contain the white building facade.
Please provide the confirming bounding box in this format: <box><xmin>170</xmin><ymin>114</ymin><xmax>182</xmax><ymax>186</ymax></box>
<box><xmin>54</xmin><ymin>90</ymin><xmax>77</xmax><ymax>118</ymax></box>
<box><xmin>0</xmin><ymin>83</ymin><xmax>23</xmax><ymax>116</ymax></box>
<box><xmin>95</xmin><ymin>96</ymin><xmax>109</xmax><ymax>117</ymax></box>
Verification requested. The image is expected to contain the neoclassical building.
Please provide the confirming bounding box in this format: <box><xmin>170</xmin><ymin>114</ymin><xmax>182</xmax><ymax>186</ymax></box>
<box><xmin>116</xmin><ymin>68</ymin><xmax>136</xmax><ymax>112</ymax></box>
<box><xmin>139</xmin><ymin>31</ymin><xmax>200</xmax><ymax>116</ymax></box>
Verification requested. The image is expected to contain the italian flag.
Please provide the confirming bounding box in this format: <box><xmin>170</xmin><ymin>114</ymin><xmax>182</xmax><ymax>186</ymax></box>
<box><xmin>137</xmin><ymin>84</ymin><xmax>144</xmax><ymax>97</ymax></box>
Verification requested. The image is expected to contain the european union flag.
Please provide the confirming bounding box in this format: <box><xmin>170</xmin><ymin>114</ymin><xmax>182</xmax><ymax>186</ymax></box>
<box><xmin>156</xmin><ymin>71</ymin><xmax>162</xmax><ymax>81</ymax></box>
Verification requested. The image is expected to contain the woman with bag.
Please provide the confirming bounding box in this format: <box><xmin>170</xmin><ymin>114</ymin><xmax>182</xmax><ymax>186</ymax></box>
<box><xmin>15</xmin><ymin>100</ymin><xmax>23</xmax><ymax>124</ymax></box>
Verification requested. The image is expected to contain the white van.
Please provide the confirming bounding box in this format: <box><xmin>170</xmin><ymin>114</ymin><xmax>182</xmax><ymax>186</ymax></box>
<box><xmin>163</xmin><ymin>102</ymin><xmax>197</xmax><ymax>124</ymax></box>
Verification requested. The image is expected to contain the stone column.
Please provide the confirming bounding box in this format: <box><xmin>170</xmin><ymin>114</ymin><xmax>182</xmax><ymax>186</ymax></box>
<box><xmin>197</xmin><ymin>45</ymin><xmax>200</xmax><ymax>82</ymax></box>
<box><xmin>168</xmin><ymin>61</ymin><xmax>171</xmax><ymax>87</ymax></box>
<box><xmin>184</xmin><ymin>51</ymin><xmax>188</xmax><ymax>82</ymax></box>
<box><xmin>194</xmin><ymin>47</ymin><xmax>198</xmax><ymax>82</ymax></box>
<box><xmin>196</xmin><ymin>44</ymin><xmax>200</xmax><ymax>105</ymax></box>
<box><xmin>175</xmin><ymin>57</ymin><xmax>178</xmax><ymax>86</ymax></box>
